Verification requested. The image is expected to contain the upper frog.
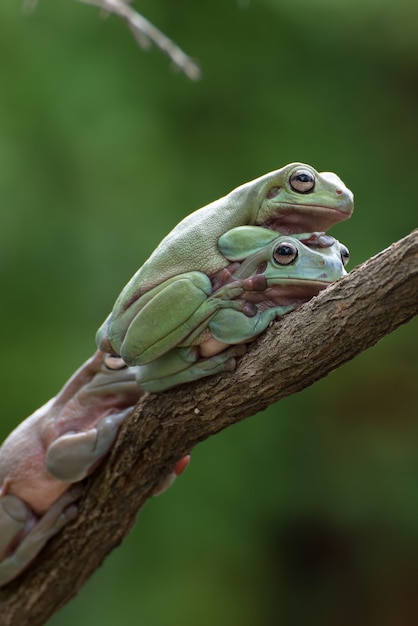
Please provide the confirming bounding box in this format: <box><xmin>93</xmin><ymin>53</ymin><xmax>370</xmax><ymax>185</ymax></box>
<box><xmin>97</xmin><ymin>163</ymin><xmax>353</xmax><ymax>356</ymax></box>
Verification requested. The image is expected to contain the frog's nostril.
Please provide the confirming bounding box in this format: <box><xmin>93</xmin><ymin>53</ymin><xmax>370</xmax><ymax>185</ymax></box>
<box><xmin>336</xmin><ymin>189</ymin><xmax>342</xmax><ymax>195</ymax></box>
<box><xmin>266</xmin><ymin>186</ymin><xmax>280</xmax><ymax>199</ymax></box>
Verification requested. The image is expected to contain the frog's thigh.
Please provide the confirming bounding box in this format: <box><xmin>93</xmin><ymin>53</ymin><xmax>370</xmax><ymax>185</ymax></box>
<box><xmin>46</xmin><ymin>408</ymin><xmax>132</xmax><ymax>482</ymax></box>
<box><xmin>0</xmin><ymin>487</ymin><xmax>81</xmax><ymax>586</ymax></box>
<box><xmin>121</xmin><ymin>272</ymin><xmax>213</xmax><ymax>364</ymax></box>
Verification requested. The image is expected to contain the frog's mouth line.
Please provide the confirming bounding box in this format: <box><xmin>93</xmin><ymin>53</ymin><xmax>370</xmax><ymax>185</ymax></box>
<box><xmin>265</xmin><ymin>278</ymin><xmax>334</xmax><ymax>296</ymax></box>
<box><xmin>268</xmin><ymin>278</ymin><xmax>333</xmax><ymax>286</ymax></box>
<box><xmin>277</xmin><ymin>202</ymin><xmax>349</xmax><ymax>214</ymax></box>
<box><xmin>262</xmin><ymin>203</ymin><xmax>351</xmax><ymax>234</ymax></box>
<box><xmin>243</xmin><ymin>279</ymin><xmax>333</xmax><ymax>309</ymax></box>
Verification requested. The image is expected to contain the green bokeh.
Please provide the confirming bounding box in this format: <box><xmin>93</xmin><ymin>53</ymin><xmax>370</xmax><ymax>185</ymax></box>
<box><xmin>0</xmin><ymin>1</ymin><xmax>417</xmax><ymax>624</ymax></box>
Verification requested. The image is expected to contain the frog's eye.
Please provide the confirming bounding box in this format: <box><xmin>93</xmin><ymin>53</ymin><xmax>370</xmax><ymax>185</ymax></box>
<box><xmin>273</xmin><ymin>241</ymin><xmax>298</xmax><ymax>265</ymax></box>
<box><xmin>104</xmin><ymin>354</ymin><xmax>127</xmax><ymax>370</ymax></box>
<box><xmin>289</xmin><ymin>169</ymin><xmax>315</xmax><ymax>193</ymax></box>
<box><xmin>340</xmin><ymin>245</ymin><xmax>350</xmax><ymax>266</ymax></box>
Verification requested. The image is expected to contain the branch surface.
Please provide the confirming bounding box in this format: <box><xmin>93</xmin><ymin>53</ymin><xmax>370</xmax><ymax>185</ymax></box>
<box><xmin>1</xmin><ymin>230</ymin><xmax>417</xmax><ymax>625</ymax></box>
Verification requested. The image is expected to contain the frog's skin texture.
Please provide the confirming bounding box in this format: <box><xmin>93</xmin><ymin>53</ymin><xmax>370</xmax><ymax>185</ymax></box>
<box><xmin>97</xmin><ymin>163</ymin><xmax>353</xmax><ymax>359</ymax></box>
<box><xmin>129</xmin><ymin>230</ymin><xmax>350</xmax><ymax>392</ymax></box>
<box><xmin>0</xmin><ymin>352</ymin><xmax>189</xmax><ymax>586</ymax></box>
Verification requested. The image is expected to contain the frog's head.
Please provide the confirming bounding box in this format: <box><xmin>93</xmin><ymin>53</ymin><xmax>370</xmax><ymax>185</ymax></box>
<box><xmin>230</xmin><ymin>233</ymin><xmax>349</xmax><ymax>308</ymax></box>
<box><xmin>263</xmin><ymin>236</ymin><xmax>349</xmax><ymax>305</ymax></box>
<box><xmin>231</xmin><ymin>163</ymin><xmax>354</xmax><ymax>234</ymax></box>
<box><xmin>263</xmin><ymin>236</ymin><xmax>349</xmax><ymax>283</ymax></box>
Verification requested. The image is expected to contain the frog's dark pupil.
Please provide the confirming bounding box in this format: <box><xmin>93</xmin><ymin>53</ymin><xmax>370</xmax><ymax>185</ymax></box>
<box><xmin>290</xmin><ymin>170</ymin><xmax>315</xmax><ymax>193</ymax></box>
<box><xmin>279</xmin><ymin>245</ymin><xmax>294</xmax><ymax>256</ymax></box>
<box><xmin>297</xmin><ymin>174</ymin><xmax>312</xmax><ymax>183</ymax></box>
<box><xmin>341</xmin><ymin>247</ymin><xmax>350</xmax><ymax>265</ymax></box>
<box><xmin>274</xmin><ymin>243</ymin><xmax>298</xmax><ymax>264</ymax></box>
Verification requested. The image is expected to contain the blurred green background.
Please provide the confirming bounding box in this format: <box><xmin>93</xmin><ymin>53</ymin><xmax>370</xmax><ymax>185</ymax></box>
<box><xmin>0</xmin><ymin>0</ymin><xmax>417</xmax><ymax>624</ymax></box>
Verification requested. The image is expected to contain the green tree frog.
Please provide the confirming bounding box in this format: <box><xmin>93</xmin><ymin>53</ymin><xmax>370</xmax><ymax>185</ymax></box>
<box><xmin>0</xmin><ymin>351</ymin><xmax>189</xmax><ymax>586</ymax></box>
<box><xmin>116</xmin><ymin>230</ymin><xmax>350</xmax><ymax>392</ymax></box>
<box><xmin>97</xmin><ymin>163</ymin><xmax>353</xmax><ymax>360</ymax></box>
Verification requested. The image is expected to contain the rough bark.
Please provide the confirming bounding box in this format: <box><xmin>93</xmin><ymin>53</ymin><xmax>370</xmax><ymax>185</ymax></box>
<box><xmin>0</xmin><ymin>229</ymin><xmax>417</xmax><ymax>625</ymax></box>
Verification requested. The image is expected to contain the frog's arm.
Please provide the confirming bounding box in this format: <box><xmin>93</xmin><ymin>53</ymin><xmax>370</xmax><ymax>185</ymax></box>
<box><xmin>218</xmin><ymin>226</ymin><xmax>335</xmax><ymax>260</ymax></box>
<box><xmin>0</xmin><ymin>486</ymin><xmax>82</xmax><ymax>586</ymax></box>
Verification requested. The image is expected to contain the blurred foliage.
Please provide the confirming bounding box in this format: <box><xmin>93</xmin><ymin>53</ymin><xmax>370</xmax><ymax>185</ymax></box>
<box><xmin>0</xmin><ymin>0</ymin><xmax>417</xmax><ymax>624</ymax></box>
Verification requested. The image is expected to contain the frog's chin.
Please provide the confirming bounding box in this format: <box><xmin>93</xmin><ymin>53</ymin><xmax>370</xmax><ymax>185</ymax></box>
<box><xmin>262</xmin><ymin>204</ymin><xmax>350</xmax><ymax>234</ymax></box>
<box><xmin>245</xmin><ymin>279</ymin><xmax>332</xmax><ymax>308</ymax></box>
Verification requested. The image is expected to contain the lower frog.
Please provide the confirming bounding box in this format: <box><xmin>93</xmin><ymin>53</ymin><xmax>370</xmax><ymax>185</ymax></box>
<box><xmin>0</xmin><ymin>351</ymin><xmax>189</xmax><ymax>586</ymax></box>
<box><xmin>126</xmin><ymin>228</ymin><xmax>349</xmax><ymax>392</ymax></box>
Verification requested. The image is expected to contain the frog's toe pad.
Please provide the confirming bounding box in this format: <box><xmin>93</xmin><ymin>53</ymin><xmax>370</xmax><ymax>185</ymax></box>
<box><xmin>0</xmin><ymin>495</ymin><xmax>31</xmax><ymax>524</ymax></box>
<box><xmin>62</xmin><ymin>503</ymin><xmax>78</xmax><ymax>523</ymax></box>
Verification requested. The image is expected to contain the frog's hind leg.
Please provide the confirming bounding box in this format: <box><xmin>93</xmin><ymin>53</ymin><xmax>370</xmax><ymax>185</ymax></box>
<box><xmin>0</xmin><ymin>486</ymin><xmax>81</xmax><ymax>586</ymax></box>
<box><xmin>137</xmin><ymin>345</ymin><xmax>247</xmax><ymax>393</ymax></box>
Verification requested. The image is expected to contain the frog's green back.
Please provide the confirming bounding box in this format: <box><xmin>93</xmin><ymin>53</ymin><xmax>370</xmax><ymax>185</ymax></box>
<box><xmin>112</xmin><ymin>173</ymin><xmax>275</xmax><ymax>308</ymax></box>
<box><xmin>112</xmin><ymin>165</ymin><xmax>304</xmax><ymax>310</ymax></box>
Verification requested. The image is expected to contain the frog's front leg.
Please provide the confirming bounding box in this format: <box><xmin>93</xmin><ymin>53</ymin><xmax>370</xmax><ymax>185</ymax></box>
<box><xmin>0</xmin><ymin>486</ymin><xmax>82</xmax><ymax>586</ymax></box>
<box><xmin>209</xmin><ymin>303</ymin><xmax>296</xmax><ymax>345</ymax></box>
<box><xmin>45</xmin><ymin>407</ymin><xmax>133</xmax><ymax>483</ymax></box>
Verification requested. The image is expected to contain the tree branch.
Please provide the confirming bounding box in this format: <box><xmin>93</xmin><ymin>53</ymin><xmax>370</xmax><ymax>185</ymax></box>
<box><xmin>1</xmin><ymin>230</ymin><xmax>417</xmax><ymax>625</ymax></box>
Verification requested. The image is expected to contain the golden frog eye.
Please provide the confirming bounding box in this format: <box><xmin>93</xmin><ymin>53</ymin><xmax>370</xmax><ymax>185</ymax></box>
<box><xmin>104</xmin><ymin>354</ymin><xmax>127</xmax><ymax>370</ymax></box>
<box><xmin>340</xmin><ymin>245</ymin><xmax>350</xmax><ymax>266</ymax></box>
<box><xmin>273</xmin><ymin>241</ymin><xmax>298</xmax><ymax>265</ymax></box>
<box><xmin>289</xmin><ymin>169</ymin><xmax>315</xmax><ymax>193</ymax></box>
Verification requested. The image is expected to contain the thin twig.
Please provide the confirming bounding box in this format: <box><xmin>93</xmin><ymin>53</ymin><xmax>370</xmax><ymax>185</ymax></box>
<box><xmin>77</xmin><ymin>0</ymin><xmax>201</xmax><ymax>80</ymax></box>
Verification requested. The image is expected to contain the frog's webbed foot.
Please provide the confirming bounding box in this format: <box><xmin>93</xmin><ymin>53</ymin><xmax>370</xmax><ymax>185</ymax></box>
<box><xmin>137</xmin><ymin>345</ymin><xmax>247</xmax><ymax>393</ymax></box>
<box><xmin>46</xmin><ymin>407</ymin><xmax>134</xmax><ymax>483</ymax></box>
<box><xmin>0</xmin><ymin>486</ymin><xmax>82</xmax><ymax>586</ymax></box>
